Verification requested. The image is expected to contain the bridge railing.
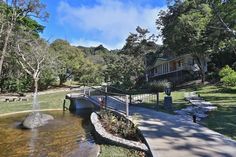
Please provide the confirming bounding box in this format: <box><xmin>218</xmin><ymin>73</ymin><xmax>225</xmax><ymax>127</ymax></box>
<box><xmin>82</xmin><ymin>86</ymin><xmax>130</xmax><ymax>116</ymax></box>
<box><xmin>64</xmin><ymin>85</ymin><xmax>159</xmax><ymax>116</ymax></box>
<box><xmin>107</xmin><ymin>85</ymin><xmax>159</xmax><ymax>107</ymax></box>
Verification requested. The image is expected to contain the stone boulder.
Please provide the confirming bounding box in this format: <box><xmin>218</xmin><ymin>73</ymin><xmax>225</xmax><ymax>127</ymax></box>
<box><xmin>22</xmin><ymin>112</ymin><xmax>54</xmax><ymax>129</ymax></box>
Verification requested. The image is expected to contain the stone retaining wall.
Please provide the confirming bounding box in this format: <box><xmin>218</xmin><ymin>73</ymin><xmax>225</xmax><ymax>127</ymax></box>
<box><xmin>90</xmin><ymin>112</ymin><xmax>149</xmax><ymax>152</ymax></box>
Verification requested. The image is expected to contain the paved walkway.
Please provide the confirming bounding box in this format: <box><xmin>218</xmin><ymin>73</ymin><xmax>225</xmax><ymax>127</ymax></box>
<box><xmin>92</xmin><ymin>96</ymin><xmax>236</xmax><ymax>157</ymax></box>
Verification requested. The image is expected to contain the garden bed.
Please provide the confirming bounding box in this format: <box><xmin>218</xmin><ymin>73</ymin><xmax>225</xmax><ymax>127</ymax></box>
<box><xmin>90</xmin><ymin>110</ymin><xmax>150</xmax><ymax>157</ymax></box>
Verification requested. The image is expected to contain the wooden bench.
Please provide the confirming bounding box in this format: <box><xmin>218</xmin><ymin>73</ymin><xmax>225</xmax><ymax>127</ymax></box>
<box><xmin>4</xmin><ymin>96</ymin><xmax>29</xmax><ymax>102</ymax></box>
<box><xmin>5</xmin><ymin>97</ymin><xmax>18</xmax><ymax>102</ymax></box>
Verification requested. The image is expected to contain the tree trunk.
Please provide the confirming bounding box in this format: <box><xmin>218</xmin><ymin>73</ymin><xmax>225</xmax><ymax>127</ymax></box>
<box><xmin>201</xmin><ymin>70</ymin><xmax>205</xmax><ymax>84</ymax></box>
<box><xmin>0</xmin><ymin>24</ymin><xmax>13</xmax><ymax>76</ymax></box>
<box><xmin>59</xmin><ymin>76</ymin><xmax>66</xmax><ymax>86</ymax></box>
<box><xmin>34</xmin><ymin>78</ymin><xmax>38</xmax><ymax>94</ymax></box>
<box><xmin>59</xmin><ymin>74</ymin><xmax>68</xmax><ymax>86</ymax></box>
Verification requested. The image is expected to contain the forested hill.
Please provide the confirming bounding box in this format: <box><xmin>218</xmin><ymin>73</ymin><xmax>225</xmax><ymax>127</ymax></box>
<box><xmin>77</xmin><ymin>44</ymin><xmax>111</xmax><ymax>56</ymax></box>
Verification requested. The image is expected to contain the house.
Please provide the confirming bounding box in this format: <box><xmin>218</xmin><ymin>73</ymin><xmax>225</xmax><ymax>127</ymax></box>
<box><xmin>148</xmin><ymin>54</ymin><xmax>207</xmax><ymax>84</ymax></box>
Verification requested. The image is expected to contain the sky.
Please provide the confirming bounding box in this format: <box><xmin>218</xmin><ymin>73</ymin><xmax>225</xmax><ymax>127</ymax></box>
<box><xmin>39</xmin><ymin>0</ymin><xmax>167</xmax><ymax>50</ymax></box>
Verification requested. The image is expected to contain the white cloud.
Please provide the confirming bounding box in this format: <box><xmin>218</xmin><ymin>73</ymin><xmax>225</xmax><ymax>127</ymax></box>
<box><xmin>57</xmin><ymin>0</ymin><xmax>166</xmax><ymax>49</ymax></box>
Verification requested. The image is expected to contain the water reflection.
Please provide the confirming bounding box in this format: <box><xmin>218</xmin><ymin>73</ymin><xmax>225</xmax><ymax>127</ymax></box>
<box><xmin>29</xmin><ymin>128</ymin><xmax>38</xmax><ymax>157</ymax></box>
<box><xmin>0</xmin><ymin>110</ymin><xmax>96</xmax><ymax>157</ymax></box>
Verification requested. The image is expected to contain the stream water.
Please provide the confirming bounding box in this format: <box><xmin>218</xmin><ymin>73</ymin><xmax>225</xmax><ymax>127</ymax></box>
<box><xmin>0</xmin><ymin>110</ymin><xmax>97</xmax><ymax>157</ymax></box>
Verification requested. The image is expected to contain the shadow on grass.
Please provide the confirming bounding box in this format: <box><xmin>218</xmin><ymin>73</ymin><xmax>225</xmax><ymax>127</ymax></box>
<box><xmin>200</xmin><ymin>106</ymin><xmax>236</xmax><ymax>140</ymax></box>
<box><xmin>132</xmin><ymin>101</ymin><xmax>189</xmax><ymax>115</ymax></box>
<box><xmin>217</xmin><ymin>87</ymin><xmax>236</xmax><ymax>94</ymax></box>
<box><xmin>199</xmin><ymin>96</ymin><xmax>236</xmax><ymax>102</ymax></box>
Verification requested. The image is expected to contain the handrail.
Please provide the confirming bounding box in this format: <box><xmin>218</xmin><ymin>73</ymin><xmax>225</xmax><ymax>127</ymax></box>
<box><xmin>107</xmin><ymin>85</ymin><xmax>157</xmax><ymax>95</ymax></box>
<box><xmin>85</xmin><ymin>85</ymin><xmax>127</xmax><ymax>96</ymax></box>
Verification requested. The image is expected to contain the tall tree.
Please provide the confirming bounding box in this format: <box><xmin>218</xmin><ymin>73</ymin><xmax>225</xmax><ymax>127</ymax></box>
<box><xmin>121</xmin><ymin>26</ymin><xmax>158</xmax><ymax>82</ymax></box>
<box><xmin>157</xmin><ymin>0</ymin><xmax>213</xmax><ymax>83</ymax></box>
<box><xmin>15</xmin><ymin>32</ymin><xmax>52</xmax><ymax>95</ymax></box>
<box><xmin>208</xmin><ymin>0</ymin><xmax>236</xmax><ymax>37</ymax></box>
<box><xmin>50</xmin><ymin>39</ymin><xmax>85</xmax><ymax>85</ymax></box>
<box><xmin>0</xmin><ymin>0</ymin><xmax>48</xmax><ymax>76</ymax></box>
<box><xmin>104</xmin><ymin>53</ymin><xmax>144</xmax><ymax>89</ymax></box>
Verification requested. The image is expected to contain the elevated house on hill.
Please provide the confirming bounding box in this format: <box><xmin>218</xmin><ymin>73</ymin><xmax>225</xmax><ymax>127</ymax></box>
<box><xmin>148</xmin><ymin>54</ymin><xmax>207</xmax><ymax>84</ymax></box>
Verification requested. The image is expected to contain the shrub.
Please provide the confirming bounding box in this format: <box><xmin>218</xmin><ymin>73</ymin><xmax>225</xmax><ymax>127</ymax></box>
<box><xmin>219</xmin><ymin>65</ymin><xmax>236</xmax><ymax>86</ymax></box>
<box><xmin>38</xmin><ymin>68</ymin><xmax>57</xmax><ymax>90</ymax></box>
<box><xmin>148</xmin><ymin>80</ymin><xmax>171</xmax><ymax>92</ymax></box>
<box><xmin>219</xmin><ymin>65</ymin><xmax>235</xmax><ymax>78</ymax></box>
<box><xmin>221</xmin><ymin>73</ymin><xmax>236</xmax><ymax>86</ymax></box>
<box><xmin>206</xmin><ymin>72</ymin><xmax>220</xmax><ymax>82</ymax></box>
<box><xmin>99</xmin><ymin>110</ymin><xmax>139</xmax><ymax>141</ymax></box>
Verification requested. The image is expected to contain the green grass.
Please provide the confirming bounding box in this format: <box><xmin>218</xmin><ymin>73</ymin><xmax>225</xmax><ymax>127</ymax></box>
<box><xmin>196</xmin><ymin>85</ymin><xmax>236</xmax><ymax>140</ymax></box>
<box><xmin>135</xmin><ymin>84</ymin><xmax>236</xmax><ymax>140</ymax></box>
<box><xmin>134</xmin><ymin>90</ymin><xmax>189</xmax><ymax>113</ymax></box>
<box><xmin>0</xmin><ymin>91</ymin><xmax>71</xmax><ymax>114</ymax></box>
<box><xmin>99</xmin><ymin>145</ymin><xmax>144</xmax><ymax>157</ymax></box>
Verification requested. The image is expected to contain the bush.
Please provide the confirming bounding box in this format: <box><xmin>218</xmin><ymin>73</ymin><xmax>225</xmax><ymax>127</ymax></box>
<box><xmin>219</xmin><ymin>65</ymin><xmax>235</xmax><ymax>77</ymax></box>
<box><xmin>38</xmin><ymin>68</ymin><xmax>57</xmax><ymax>90</ymax></box>
<box><xmin>206</xmin><ymin>72</ymin><xmax>220</xmax><ymax>82</ymax></box>
<box><xmin>148</xmin><ymin>80</ymin><xmax>171</xmax><ymax>92</ymax></box>
<box><xmin>219</xmin><ymin>66</ymin><xmax>236</xmax><ymax>86</ymax></box>
<box><xmin>1</xmin><ymin>76</ymin><xmax>32</xmax><ymax>92</ymax></box>
<box><xmin>221</xmin><ymin>73</ymin><xmax>236</xmax><ymax>86</ymax></box>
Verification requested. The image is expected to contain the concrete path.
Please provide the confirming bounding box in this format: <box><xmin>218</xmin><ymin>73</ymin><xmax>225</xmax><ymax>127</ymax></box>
<box><xmin>98</xmin><ymin>96</ymin><xmax>236</xmax><ymax>157</ymax></box>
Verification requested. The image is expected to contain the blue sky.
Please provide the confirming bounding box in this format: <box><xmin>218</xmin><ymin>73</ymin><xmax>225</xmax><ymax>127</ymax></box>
<box><xmin>39</xmin><ymin>0</ymin><xmax>167</xmax><ymax>49</ymax></box>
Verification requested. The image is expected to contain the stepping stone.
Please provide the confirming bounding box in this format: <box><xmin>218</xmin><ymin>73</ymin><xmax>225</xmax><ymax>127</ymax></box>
<box><xmin>201</xmin><ymin>101</ymin><xmax>212</xmax><ymax>105</ymax></box>
<box><xmin>190</xmin><ymin>100</ymin><xmax>205</xmax><ymax>105</ymax></box>
<box><xmin>201</xmin><ymin>106</ymin><xmax>217</xmax><ymax>112</ymax></box>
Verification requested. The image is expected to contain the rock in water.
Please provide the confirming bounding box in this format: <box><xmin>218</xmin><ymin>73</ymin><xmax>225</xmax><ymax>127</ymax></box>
<box><xmin>22</xmin><ymin>112</ymin><xmax>54</xmax><ymax>129</ymax></box>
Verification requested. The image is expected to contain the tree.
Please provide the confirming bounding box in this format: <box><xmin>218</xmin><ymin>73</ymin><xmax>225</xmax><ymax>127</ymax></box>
<box><xmin>50</xmin><ymin>39</ymin><xmax>85</xmax><ymax>85</ymax></box>
<box><xmin>121</xmin><ymin>26</ymin><xmax>158</xmax><ymax>83</ymax></box>
<box><xmin>104</xmin><ymin>53</ymin><xmax>144</xmax><ymax>90</ymax></box>
<box><xmin>76</xmin><ymin>59</ymin><xmax>104</xmax><ymax>85</ymax></box>
<box><xmin>208</xmin><ymin>0</ymin><xmax>236</xmax><ymax>37</ymax></box>
<box><xmin>0</xmin><ymin>0</ymin><xmax>48</xmax><ymax>76</ymax></box>
<box><xmin>157</xmin><ymin>0</ymin><xmax>213</xmax><ymax>83</ymax></box>
<box><xmin>15</xmin><ymin>32</ymin><xmax>53</xmax><ymax>96</ymax></box>
<box><xmin>121</xmin><ymin>26</ymin><xmax>158</xmax><ymax>56</ymax></box>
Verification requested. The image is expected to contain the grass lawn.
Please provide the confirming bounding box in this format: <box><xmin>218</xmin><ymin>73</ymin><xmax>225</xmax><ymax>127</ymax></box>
<box><xmin>134</xmin><ymin>90</ymin><xmax>189</xmax><ymax>113</ymax></box>
<box><xmin>99</xmin><ymin>145</ymin><xmax>143</xmax><ymax>157</ymax></box>
<box><xmin>196</xmin><ymin>85</ymin><xmax>236</xmax><ymax>140</ymax></box>
<box><xmin>134</xmin><ymin>84</ymin><xmax>236</xmax><ymax>141</ymax></box>
<box><xmin>0</xmin><ymin>91</ymin><xmax>71</xmax><ymax>114</ymax></box>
